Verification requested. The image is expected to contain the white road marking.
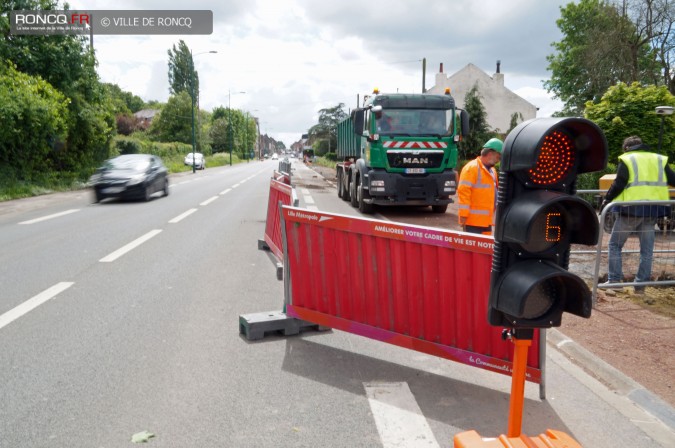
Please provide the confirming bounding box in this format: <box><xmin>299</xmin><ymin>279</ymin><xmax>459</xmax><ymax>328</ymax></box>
<box><xmin>232</xmin><ymin>183</ymin><xmax>240</xmax><ymax>189</ymax></box>
<box><xmin>99</xmin><ymin>229</ymin><xmax>162</xmax><ymax>262</ymax></box>
<box><xmin>169</xmin><ymin>208</ymin><xmax>198</xmax><ymax>223</ymax></box>
<box><xmin>220</xmin><ymin>188</ymin><xmax>232</xmax><ymax>195</ymax></box>
<box><xmin>19</xmin><ymin>209</ymin><xmax>79</xmax><ymax>225</ymax></box>
<box><xmin>365</xmin><ymin>382</ymin><xmax>440</xmax><ymax>448</ymax></box>
<box><xmin>304</xmin><ymin>195</ymin><xmax>315</xmax><ymax>205</ymax></box>
<box><xmin>0</xmin><ymin>282</ymin><xmax>74</xmax><ymax>331</ymax></box>
<box><xmin>200</xmin><ymin>196</ymin><xmax>219</xmax><ymax>206</ymax></box>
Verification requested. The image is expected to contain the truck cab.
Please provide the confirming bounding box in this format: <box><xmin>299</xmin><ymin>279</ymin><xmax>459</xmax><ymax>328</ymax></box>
<box><xmin>337</xmin><ymin>90</ymin><xmax>469</xmax><ymax>214</ymax></box>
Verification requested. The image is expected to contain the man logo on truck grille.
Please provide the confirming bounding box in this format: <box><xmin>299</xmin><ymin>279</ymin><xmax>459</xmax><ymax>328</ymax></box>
<box><xmin>403</xmin><ymin>157</ymin><xmax>430</xmax><ymax>164</ymax></box>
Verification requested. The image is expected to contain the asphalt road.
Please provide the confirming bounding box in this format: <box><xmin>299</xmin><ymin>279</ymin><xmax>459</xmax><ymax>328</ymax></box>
<box><xmin>0</xmin><ymin>159</ymin><xmax>672</xmax><ymax>447</ymax></box>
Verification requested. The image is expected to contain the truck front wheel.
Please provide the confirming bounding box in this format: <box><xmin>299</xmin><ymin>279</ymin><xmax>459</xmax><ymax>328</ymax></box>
<box><xmin>357</xmin><ymin>174</ymin><xmax>374</xmax><ymax>214</ymax></box>
<box><xmin>349</xmin><ymin>172</ymin><xmax>359</xmax><ymax>208</ymax></box>
<box><xmin>431</xmin><ymin>204</ymin><xmax>448</xmax><ymax>214</ymax></box>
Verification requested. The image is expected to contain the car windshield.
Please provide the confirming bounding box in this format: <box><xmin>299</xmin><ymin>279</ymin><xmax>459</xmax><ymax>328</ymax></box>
<box><xmin>105</xmin><ymin>156</ymin><xmax>151</xmax><ymax>172</ymax></box>
<box><xmin>376</xmin><ymin>109</ymin><xmax>453</xmax><ymax>136</ymax></box>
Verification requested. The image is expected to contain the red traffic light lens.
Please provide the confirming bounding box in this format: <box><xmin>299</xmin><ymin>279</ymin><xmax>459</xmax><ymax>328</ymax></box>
<box><xmin>528</xmin><ymin>130</ymin><xmax>575</xmax><ymax>185</ymax></box>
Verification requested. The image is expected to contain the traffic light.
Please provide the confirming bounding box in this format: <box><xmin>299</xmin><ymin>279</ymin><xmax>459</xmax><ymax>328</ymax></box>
<box><xmin>488</xmin><ymin>118</ymin><xmax>608</xmax><ymax>330</ymax></box>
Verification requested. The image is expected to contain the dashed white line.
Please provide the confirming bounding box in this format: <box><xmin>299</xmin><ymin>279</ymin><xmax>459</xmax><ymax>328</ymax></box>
<box><xmin>0</xmin><ymin>282</ymin><xmax>74</xmax><ymax>331</ymax></box>
<box><xmin>19</xmin><ymin>209</ymin><xmax>80</xmax><ymax>225</ymax></box>
<box><xmin>232</xmin><ymin>183</ymin><xmax>241</xmax><ymax>189</ymax></box>
<box><xmin>200</xmin><ymin>196</ymin><xmax>219</xmax><ymax>206</ymax></box>
<box><xmin>365</xmin><ymin>382</ymin><xmax>440</xmax><ymax>448</ymax></box>
<box><xmin>220</xmin><ymin>188</ymin><xmax>232</xmax><ymax>195</ymax></box>
<box><xmin>169</xmin><ymin>208</ymin><xmax>198</xmax><ymax>223</ymax></box>
<box><xmin>99</xmin><ymin>229</ymin><xmax>162</xmax><ymax>262</ymax></box>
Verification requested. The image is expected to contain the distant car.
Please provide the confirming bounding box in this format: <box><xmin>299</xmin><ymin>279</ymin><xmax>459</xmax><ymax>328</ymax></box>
<box><xmin>184</xmin><ymin>152</ymin><xmax>205</xmax><ymax>170</ymax></box>
<box><xmin>89</xmin><ymin>154</ymin><xmax>169</xmax><ymax>203</ymax></box>
<box><xmin>271</xmin><ymin>153</ymin><xmax>279</xmax><ymax>160</ymax></box>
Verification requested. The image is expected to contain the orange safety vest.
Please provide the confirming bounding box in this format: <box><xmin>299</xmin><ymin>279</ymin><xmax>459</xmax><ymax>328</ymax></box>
<box><xmin>457</xmin><ymin>157</ymin><xmax>498</xmax><ymax>228</ymax></box>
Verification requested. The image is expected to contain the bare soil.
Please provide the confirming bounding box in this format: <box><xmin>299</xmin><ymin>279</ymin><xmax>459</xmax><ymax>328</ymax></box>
<box><xmin>306</xmin><ymin>162</ymin><xmax>675</xmax><ymax>408</ymax></box>
<box><xmin>560</xmin><ymin>287</ymin><xmax>675</xmax><ymax>407</ymax></box>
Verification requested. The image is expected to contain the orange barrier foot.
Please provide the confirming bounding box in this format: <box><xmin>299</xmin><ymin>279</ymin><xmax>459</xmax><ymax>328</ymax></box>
<box><xmin>454</xmin><ymin>429</ymin><xmax>582</xmax><ymax>447</ymax></box>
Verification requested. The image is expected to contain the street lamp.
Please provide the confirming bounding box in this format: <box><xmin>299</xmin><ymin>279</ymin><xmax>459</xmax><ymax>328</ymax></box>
<box><xmin>656</xmin><ymin>106</ymin><xmax>673</xmax><ymax>152</ymax></box>
<box><xmin>190</xmin><ymin>50</ymin><xmax>217</xmax><ymax>173</ymax></box>
<box><xmin>228</xmin><ymin>89</ymin><xmax>246</xmax><ymax>166</ymax></box>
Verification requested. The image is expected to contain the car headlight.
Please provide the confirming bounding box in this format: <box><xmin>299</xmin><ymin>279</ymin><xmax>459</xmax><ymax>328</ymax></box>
<box><xmin>127</xmin><ymin>174</ymin><xmax>146</xmax><ymax>186</ymax></box>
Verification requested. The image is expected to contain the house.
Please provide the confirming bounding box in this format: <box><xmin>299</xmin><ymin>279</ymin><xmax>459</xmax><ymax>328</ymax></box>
<box><xmin>133</xmin><ymin>109</ymin><xmax>159</xmax><ymax>129</ymax></box>
<box><xmin>426</xmin><ymin>62</ymin><xmax>537</xmax><ymax>133</ymax></box>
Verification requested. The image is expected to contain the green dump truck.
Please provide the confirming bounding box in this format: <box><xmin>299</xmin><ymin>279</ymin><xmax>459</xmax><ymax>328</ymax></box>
<box><xmin>336</xmin><ymin>90</ymin><xmax>469</xmax><ymax>213</ymax></box>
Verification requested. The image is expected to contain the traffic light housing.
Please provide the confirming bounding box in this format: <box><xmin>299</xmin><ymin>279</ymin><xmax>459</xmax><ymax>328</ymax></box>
<box><xmin>488</xmin><ymin>118</ymin><xmax>608</xmax><ymax>330</ymax></box>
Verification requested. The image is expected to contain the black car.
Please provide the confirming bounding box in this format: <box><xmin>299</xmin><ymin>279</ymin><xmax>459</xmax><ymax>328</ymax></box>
<box><xmin>90</xmin><ymin>154</ymin><xmax>169</xmax><ymax>202</ymax></box>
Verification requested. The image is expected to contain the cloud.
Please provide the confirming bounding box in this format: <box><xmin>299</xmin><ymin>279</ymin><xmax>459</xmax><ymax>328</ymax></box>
<box><xmin>67</xmin><ymin>0</ymin><xmax>568</xmax><ymax>146</ymax></box>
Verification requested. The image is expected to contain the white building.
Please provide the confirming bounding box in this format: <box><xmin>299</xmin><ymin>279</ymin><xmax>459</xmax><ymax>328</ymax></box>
<box><xmin>426</xmin><ymin>62</ymin><xmax>537</xmax><ymax>133</ymax></box>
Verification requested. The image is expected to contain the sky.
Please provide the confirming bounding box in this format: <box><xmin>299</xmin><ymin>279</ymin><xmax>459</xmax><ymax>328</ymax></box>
<box><xmin>67</xmin><ymin>0</ymin><xmax>570</xmax><ymax>147</ymax></box>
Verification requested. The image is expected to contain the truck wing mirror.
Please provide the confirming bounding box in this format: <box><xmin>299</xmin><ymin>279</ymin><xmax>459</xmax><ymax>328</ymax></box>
<box><xmin>460</xmin><ymin>109</ymin><xmax>470</xmax><ymax>136</ymax></box>
<box><xmin>352</xmin><ymin>109</ymin><xmax>365</xmax><ymax>136</ymax></box>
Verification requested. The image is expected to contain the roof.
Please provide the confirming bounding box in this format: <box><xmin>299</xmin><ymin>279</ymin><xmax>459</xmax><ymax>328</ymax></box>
<box><xmin>134</xmin><ymin>109</ymin><xmax>159</xmax><ymax>119</ymax></box>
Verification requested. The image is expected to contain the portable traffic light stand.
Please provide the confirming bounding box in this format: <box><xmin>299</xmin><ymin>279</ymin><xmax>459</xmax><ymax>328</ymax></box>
<box><xmin>455</xmin><ymin>116</ymin><xmax>609</xmax><ymax>447</ymax></box>
<box><xmin>454</xmin><ymin>329</ymin><xmax>582</xmax><ymax>448</ymax></box>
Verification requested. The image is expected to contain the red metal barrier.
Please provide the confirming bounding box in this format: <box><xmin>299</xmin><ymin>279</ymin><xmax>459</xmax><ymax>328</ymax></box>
<box><xmin>262</xmin><ymin>178</ymin><xmax>294</xmax><ymax>261</ymax></box>
<box><xmin>273</xmin><ymin>170</ymin><xmax>291</xmax><ymax>185</ymax></box>
<box><xmin>281</xmin><ymin>206</ymin><xmax>543</xmax><ymax>384</ymax></box>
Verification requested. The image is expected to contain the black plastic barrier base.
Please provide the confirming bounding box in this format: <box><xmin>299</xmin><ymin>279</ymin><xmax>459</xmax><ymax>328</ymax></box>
<box><xmin>239</xmin><ymin>311</ymin><xmax>330</xmax><ymax>341</ymax></box>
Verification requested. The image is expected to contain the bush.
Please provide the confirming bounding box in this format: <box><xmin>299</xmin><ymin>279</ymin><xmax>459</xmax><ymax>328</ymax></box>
<box><xmin>113</xmin><ymin>136</ymin><xmax>143</xmax><ymax>155</ymax></box>
<box><xmin>324</xmin><ymin>152</ymin><xmax>337</xmax><ymax>161</ymax></box>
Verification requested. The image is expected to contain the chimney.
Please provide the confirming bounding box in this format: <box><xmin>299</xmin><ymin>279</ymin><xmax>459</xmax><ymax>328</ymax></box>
<box><xmin>496</xmin><ymin>60</ymin><xmax>501</xmax><ymax>73</ymax></box>
<box><xmin>440</xmin><ymin>63</ymin><xmax>444</xmax><ymax>73</ymax></box>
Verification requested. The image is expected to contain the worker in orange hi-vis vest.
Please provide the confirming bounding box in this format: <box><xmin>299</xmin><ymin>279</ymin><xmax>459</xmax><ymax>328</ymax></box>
<box><xmin>457</xmin><ymin>138</ymin><xmax>503</xmax><ymax>235</ymax></box>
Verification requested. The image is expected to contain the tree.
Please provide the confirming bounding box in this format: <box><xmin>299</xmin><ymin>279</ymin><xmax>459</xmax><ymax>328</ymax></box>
<box><xmin>149</xmin><ymin>91</ymin><xmax>193</xmax><ymax>144</ymax></box>
<box><xmin>545</xmin><ymin>0</ymin><xmax>661</xmax><ymax>115</ymax></box>
<box><xmin>209</xmin><ymin>118</ymin><xmax>229</xmax><ymax>153</ymax></box>
<box><xmin>0</xmin><ymin>63</ymin><xmax>69</xmax><ymax>181</ymax></box>
<box><xmin>616</xmin><ymin>0</ymin><xmax>675</xmax><ymax>94</ymax></box>
<box><xmin>168</xmin><ymin>40</ymin><xmax>198</xmax><ymax>102</ymax></box>
<box><xmin>0</xmin><ymin>0</ymin><xmax>116</xmax><ymax>172</ymax></box>
<box><xmin>459</xmin><ymin>84</ymin><xmax>492</xmax><ymax>161</ymax></box>
<box><xmin>211</xmin><ymin>106</ymin><xmax>227</xmax><ymax>122</ymax></box>
<box><xmin>585</xmin><ymin>82</ymin><xmax>675</xmax><ymax>161</ymax></box>
<box><xmin>103</xmin><ymin>83</ymin><xmax>145</xmax><ymax>114</ymax></box>
<box><xmin>308</xmin><ymin>103</ymin><xmax>347</xmax><ymax>155</ymax></box>
<box><xmin>507</xmin><ymin>112</ymin><xmax>524</xmax><ymax>135</ymax></box>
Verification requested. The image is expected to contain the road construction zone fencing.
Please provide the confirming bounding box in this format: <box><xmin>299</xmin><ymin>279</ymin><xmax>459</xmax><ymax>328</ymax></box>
<box><xmin>279</xmin><ymin>206</ymin><xmax>546</xmax><ymax>395</ymax></box>
<box><xmin>278</xmin><ymin>159</ymin><xmax>292</xmax><ymax>178</ymax></box>
<box><xmin>257</xmin><ymin>173</ymin><xmax>297</xmax><ymax>276</ymax></box>
<box><xmin>590</xmin><ymin>199</ymin><xmax>675</xmax><ymax>299</ymax></box>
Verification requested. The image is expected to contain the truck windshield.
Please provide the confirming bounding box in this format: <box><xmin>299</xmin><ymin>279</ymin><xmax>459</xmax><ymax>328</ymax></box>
<box><xmin>375</xmin><ymin>109</ymin><xmax>453</xmax><ymax>137</ymax></box>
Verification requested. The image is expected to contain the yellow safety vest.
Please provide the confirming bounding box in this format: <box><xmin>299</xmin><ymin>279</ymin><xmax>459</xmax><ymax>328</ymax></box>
<box><xmin>614</xmin><ymin>152</ymin><xmax>669</xmax><ymax>202</ymax></box>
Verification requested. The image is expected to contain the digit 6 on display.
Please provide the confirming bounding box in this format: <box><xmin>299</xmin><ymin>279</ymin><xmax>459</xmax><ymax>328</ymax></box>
<box><xmin>488</xmin><ymin>118</ymin><xmax>608</xmax><ymax>330</ymax></box>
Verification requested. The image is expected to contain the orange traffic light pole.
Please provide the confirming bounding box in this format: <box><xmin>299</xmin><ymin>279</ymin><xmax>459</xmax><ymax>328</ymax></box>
<box><xmin>454</xmin><ymin>327</ymin><xmax>584</xmax><ymax>446</ymax></box>
<box><xmin>506</xmin><ymin>334</ymin><xmax>532</xmax><ymax>437</ymax></box>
